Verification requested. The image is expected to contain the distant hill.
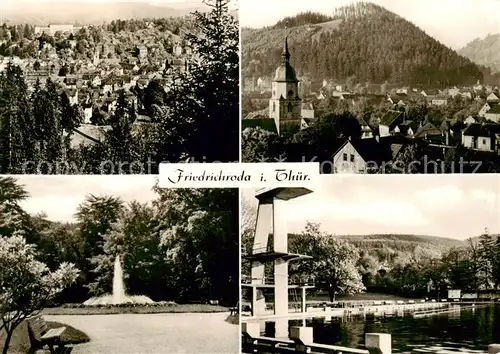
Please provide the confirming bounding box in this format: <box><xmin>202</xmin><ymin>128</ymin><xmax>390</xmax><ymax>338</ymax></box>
<box><xmin>459</xmin><ymin>34</ymin><xmax>500</xmax><ymax>74</ymax></box>
<box><xmin>338</xmin><ymin>234</ymin><xmax>464</xmax><ymax>253</ymax></box>
<box><xmin>242</xmin><ymin>3</ymin><xmax>485</xmax><ymax>88</ymax></box>
<box><xmin>0</xmin><ymin>2</ymin><xmax>209</xmax><ymax>25</ymax></box>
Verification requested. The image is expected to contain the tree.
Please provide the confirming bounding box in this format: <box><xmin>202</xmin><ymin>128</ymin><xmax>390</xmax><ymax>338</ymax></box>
<box><xmin>152</xmin><ymin>187</ymin><xmax>238</xmax><ymax>305</ymax></box>
<box><xmin>290</xmin><ymin>222</ymin><xmax>365</xmax><ymax>301</ymax></box>
<box><xmin>0</xmin><ymin>235</ymin><xmax>79</xmax><ymax>354</ymax></box>
<box><xmin>157</xmin><ymin>0</ymin><xmax>239</xmax><ymax>163</ymax></box>
<box><xmin>75</xmin><ymin>195</ymin><xmax>123</xmax><ymax>296</ymax></box>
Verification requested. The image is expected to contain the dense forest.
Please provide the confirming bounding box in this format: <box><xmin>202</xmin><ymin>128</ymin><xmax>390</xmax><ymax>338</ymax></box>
<box><xmin>242</xmin><ymin>3</ymin><xmax>491</xmax><ymax>87</ymax></box>
<box><xmin>0</xmin><ymin>177</ymin><xmax>239</xmax><ymax>306</ymax></box>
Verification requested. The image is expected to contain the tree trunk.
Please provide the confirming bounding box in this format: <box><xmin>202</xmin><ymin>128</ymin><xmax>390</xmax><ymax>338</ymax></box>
<box><xmin>328</xmin><ymin>288</ymin><xmax>335</xmax><ymax>302</ymax></box>
<box><xmin>2</xmin><ymin>328</ymin><xmax>14</xmax><ymax>354</ymax></box>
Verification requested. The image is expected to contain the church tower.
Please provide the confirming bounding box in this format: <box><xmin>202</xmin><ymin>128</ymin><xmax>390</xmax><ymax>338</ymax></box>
<box><xmin>269</xmin><ymin>32</ymin><xmax>302</xmax><ymax>135</ymax></box>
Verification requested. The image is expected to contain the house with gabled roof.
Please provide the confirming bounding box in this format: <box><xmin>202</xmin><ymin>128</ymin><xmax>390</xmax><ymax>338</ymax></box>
<box><xmin>427</xmin><ymin>95</ymin><xmax>448</xmax><ymax>106</ymax></box>
<box><xmin>486</xmin><ymin>93</ymin><xmax>499</xmax><ymax>103</ymax></box>
<box><xmin>357</xmin><ymin>117</ymin><xmax>373</xmax><ymax>139</ymax></box>
<box><xmin>414</xmin><ymin>121</ymin><xmax>441</xmax><ymax>141</ymax></box>
<box><xmin>462</xmin><ymin>123</ymin><xmax>500</xmax><ymax>153</ymax></box>
<box><xmin>378</xmin><ymin>110</ymin><xmax>404</xmax><ymax>137</ymax></box>
<box><xmin>331</xmin><ymin>137</ymin><xmax>393</xmax><ymax>173</ymax></box>
<box><xmin>485</xmin><ymin>104</ymin><xmax>500</xmax><ymax>123</ymax></box>
<box><xmin>464</xmin><ymin>116</ymin><xmax>477</xmax><ymax>125</ymax></box>
<box><xmin>300</xmin><ymin>102</ymin><xmax>315</xmax><ymax>119</ymax></box>
<box><xmin>395</xmin><ymin>120</ymin><xmax>419</xmax><ymax>137</ymax></box>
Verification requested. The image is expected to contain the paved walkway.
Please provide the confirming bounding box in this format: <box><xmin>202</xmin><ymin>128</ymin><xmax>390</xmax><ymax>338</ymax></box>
<box><xmin>45</xmin><ymin>312</ymin><xmax>238</xmax><ymax>353</ymax></box>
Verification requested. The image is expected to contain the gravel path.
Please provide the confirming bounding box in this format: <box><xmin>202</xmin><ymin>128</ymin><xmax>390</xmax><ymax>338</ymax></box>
<box><xmin>44</xmin><ymin>312</ymin><xmax>238</xmax><ymax>354</ymax></box>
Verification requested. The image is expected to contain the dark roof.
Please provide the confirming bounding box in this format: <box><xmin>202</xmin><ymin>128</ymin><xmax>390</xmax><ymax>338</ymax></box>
<box><xmin>378</xmin><ymin>135</ymin><xmax>412</xmax><ymax>160</ymax></box>
<box><xmin>242</xmin><ymin>118</ymin><xmax>277</xmax><ymax>133</ymax></box>
<box><xmin>379</xmin><ymin>110</ymin><xmax>403</xmax><ymax>128</ymax></box>
<box><xmin>486</xmin><ymin>104</ymin><xmax>500</xmax><ymax>114</ymax></box>
<box><xmin>333</xmin><ymin>138</ymin><xmax>392</xmax><ymax>164</ymax></box>
<box><xmin>414</xmin><ymin>122</ymin><xmax>440</xmax><ymax>138</ymax></box>
<box><xmin>463</xmin><ymin>123</ymin><xmax>500</xmax><ymax>137</ymax></box>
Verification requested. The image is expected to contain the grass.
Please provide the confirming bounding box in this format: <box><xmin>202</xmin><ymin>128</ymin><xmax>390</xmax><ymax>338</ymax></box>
<box><xmin>43</xmin><ymin>304</ymin><xmax>231</xmax><ymax>316</ymax></box>
<box><xmin>0</xmin><ymin>320</ymin><xmax>90</xmax><ymax>354</ymax></box>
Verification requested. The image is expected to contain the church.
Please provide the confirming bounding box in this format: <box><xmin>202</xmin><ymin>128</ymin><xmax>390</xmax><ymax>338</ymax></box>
<box><xmin>243</xmin><ymin>35</ymin><xmax>315</xmax><ymax>135</ymax></box>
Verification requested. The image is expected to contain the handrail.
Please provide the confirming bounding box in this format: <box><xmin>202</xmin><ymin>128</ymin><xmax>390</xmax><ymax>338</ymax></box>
<box><xmin>243</xmin><ymin>335</ymin><xmax>369</xmax><ymax>354</ymax></box>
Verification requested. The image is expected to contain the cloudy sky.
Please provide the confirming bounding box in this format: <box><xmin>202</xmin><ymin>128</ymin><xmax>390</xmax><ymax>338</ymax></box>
<box><xmin>242</xmin><ymin>175</ymin><xmax>500</xmax><ymax>241</ymax></box>
<box><xmin>13</xmin><ymin>175</ymin><xmax>158</xmax><ymax>222</ymax></box>
<box><xmin>240</xmin><ymin>0</ymin><xmax>500</xmax><ymax>49</ymax></box>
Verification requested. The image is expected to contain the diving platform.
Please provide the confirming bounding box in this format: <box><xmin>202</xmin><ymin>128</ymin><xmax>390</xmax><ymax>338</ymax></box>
<box><xmin>255</xmin><ymin>187</ymin><xmax>312</xmax><ymax>201</ymax></box>
<box><xmin>245</xmin><ymin>187</ymin><xmax>314</xmax><ymax>335</ymax></box>
<box><xmin>243</xmin><ymin>250</ymin><xmax>311</xmax><ymax>263</ymax></box>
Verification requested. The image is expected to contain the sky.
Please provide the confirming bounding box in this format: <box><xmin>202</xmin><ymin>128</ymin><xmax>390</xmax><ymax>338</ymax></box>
<box><xmin>240</xmin><ymin>0</ymin><xmax>500</xmax><ymax>49</ymax></box>
<box><xmin>0</xmin><ymin>0</ymin><xmax>238</xmax><ymax>8</ymax></box>
<box><xmin>242</xmin><ymin>175</ymin><xmax>500</xmax><ymax>241</ymax></box>
<box><xmin>12</xmin><ymin>175</ymin><xmax>158</xmax><ymax>223</ymax></box>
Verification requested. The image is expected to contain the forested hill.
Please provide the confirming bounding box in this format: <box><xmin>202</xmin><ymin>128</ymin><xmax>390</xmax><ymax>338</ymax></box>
<box><xmin>288</xmin><ymin>232</ymin><xmax>464</xmax><ymax>266</ymax></box>
<box><xmin>459</xmin><ymin>34</ymin><xmax>500</xmax><ymax>74</ymax></box>
<box><xmin>337</xmin><ymin>234</ymin><xmax>463</xmax><ymax>253</ymax></box>
<box><xmin>242</xmin><ymin>3</ymin><xmax>485</xmax><ymax>87</ymax></box>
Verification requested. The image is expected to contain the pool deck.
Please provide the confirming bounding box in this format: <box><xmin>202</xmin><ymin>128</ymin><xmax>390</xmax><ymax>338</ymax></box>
<box><xmin>241</xmin><ymin>301</ymin><xmax>495</xmax><ymax>323</ymax></box>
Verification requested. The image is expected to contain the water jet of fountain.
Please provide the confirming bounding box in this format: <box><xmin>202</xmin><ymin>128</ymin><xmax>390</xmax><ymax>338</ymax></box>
<box><xmin>112</xmin><ymin>255</ymin><xmax>126</xmax><ymax>305</ymax></box>
<box><xmin>83</xmin><ymin>254</ymin><xmax>154</xmax><ymax>306</ymax></box>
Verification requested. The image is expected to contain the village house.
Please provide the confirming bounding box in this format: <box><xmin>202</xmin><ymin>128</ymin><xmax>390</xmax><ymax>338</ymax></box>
<box><xmin>484</xmin><ymin>104</ymin><xmax>500</xmax><ymax>123</ymax></box>
<box><xmin>66</xmin><ymin>89</ymin><xmax>79</xmax><ymax>105</ymax></box>
<box><xmin>447</xmin><ymin>87</ymin><xmax>460</xmax><ymax>97</ymax></box>
<box><xmin>462</xmin><ymin>123</ymin><xmax>500</xmax><ymax>153</ymax></box>
<box><xmin>173</xmin><ymin>43</ymin><xmax>183</xmax><ymax>57</ymax></box>
<box><xmin>441</xmin><ymin>119</ymin><xmax>466</xmax><ymax>146</ymax></box>
<box><xmin>465</xmin><ymin>116</ymin><xmax>477</xmax><ymax>125</ymax></box>
<box><xmin>427</xmin><ymin>95</ymin><xmax>448</xmax><ymax>106</ymax></box>
<box><xmin>479</xmin><ymin>102</ymin><xmax>493</xmax><ymax>117</ymax></box>
<box><xmin>331</xmin><ymin>137</ymin><xmax>393</xmax><ymax>173</ymax></box>
<box><xmin>83</xmin><ymin>104</ymin><xmax>93</xmax><ymax>124</ymax></box>
<box><xmin>395</xmin><ymin>120</ymin><xmax>419</xmax><ymax>137</ymax></box>
<box><xmin>378</xmin><ymin>110</ymin><xmax>404</xmax><ymax>137</ymax></box>
<box><xmin>138</xmin><ymin>45</ymin><xmax>148</xmax><ymax>59</ymax></box>
<box><xmin>487</xmin><ymin>93</ymin><xmax>500</xmax><ymax>103</ymax></box>
<box><xmin>300</xmin><ymin>102</ymin><xmax>315</xmax><ymax>119</ymax></box>
<box><xmin>460</xmin><ymin>91</ymin><xmax>472</xmax><ymax>100</ymax></box>
<box><xmin>24</xmin><ymin>70</ymin><xmax>50</xmax><ymax>87</ymax></box>
<box><xmin>358</xmin><ymin>118</ymin><xmax>373</xmax><ymax>139</ymax></box>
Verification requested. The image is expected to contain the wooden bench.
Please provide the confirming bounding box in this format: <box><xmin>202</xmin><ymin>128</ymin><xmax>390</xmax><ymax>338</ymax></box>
<box><xmin>27</xmin><ymin>315</ymin><xmax>67</xmax><ymax>354</ymax></box>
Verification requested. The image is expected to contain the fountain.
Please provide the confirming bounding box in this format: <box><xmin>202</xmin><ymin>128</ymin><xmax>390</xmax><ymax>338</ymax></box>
<box><xmin>112</xmin><ymin>256</ymin><xmax>126</xmax><ymax>304</ymax></box>
<box><xmin>83</xmin><ymin>255</ymin><xmax>154</xmax><ymax>306</ymax></box>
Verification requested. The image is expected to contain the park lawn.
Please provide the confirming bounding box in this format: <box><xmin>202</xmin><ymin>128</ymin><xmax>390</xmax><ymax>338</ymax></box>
<box><xmin>0</xmin><ymin>320</ymin><xmax>90</xmax><ymax>354</ymax></box>
<box><xmin>42</xmin><ymin>303</ymin><xmax>231</xmax><ymax>316</ymax></box>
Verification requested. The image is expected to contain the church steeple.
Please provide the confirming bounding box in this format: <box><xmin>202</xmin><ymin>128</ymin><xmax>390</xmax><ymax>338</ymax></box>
<box><xmin>281</xmin><ymin>26</ymin><xmax>290</xmax><ymax>64</ymax></box>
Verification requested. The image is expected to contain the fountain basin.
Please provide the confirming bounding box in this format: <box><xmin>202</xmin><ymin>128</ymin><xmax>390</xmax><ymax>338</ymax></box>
<box><xmin>83</xmin><ymin>295</ymin><xmax>155</xmax><ymax>306</ymax></box>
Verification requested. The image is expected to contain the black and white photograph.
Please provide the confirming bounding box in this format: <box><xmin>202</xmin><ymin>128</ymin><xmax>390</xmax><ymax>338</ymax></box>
<box><xmin>0</xmin><ymin>175</ymin><xmax>239</xmax><ymax>353</ymax></box>
<box><xmin>241</xmin><ymin>176</ymin><xmax>500</xmax><ymax>353</ymax></box>
<box><xmin>241</xmin><ymin>0</ymin><xmax>500</xmax><ymax>173</ymax></box>
<box><xmin>0</xmin><ymin>0</ymin><xmax>239</xmax><ymax>174</ymax></box>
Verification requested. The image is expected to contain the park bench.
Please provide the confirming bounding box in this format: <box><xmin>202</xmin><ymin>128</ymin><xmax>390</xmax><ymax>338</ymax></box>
<box><xmin>27</xmin><ymin>315</ymin><xmax>67</xmax><ymax>354</ymax></box>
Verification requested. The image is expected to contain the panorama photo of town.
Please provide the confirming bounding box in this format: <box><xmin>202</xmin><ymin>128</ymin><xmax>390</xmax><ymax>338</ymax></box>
<box><xmin>0</xmin><ymin>0</ymin><xmax>239</xmax><ymax>174</ymax></box>
<box><xmin>241</xmin><ymin>0</ymin><xmax>500</xmax><ymax>173</ymax></box>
